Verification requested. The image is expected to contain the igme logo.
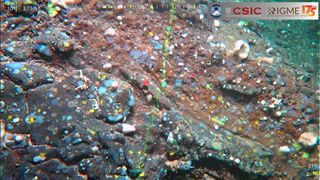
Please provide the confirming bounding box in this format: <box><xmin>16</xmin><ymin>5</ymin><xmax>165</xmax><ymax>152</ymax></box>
<box><xmin>268</xmin><ymin>7</ymin><xmax>276</xmax><ymax>15</ymax></box>
<box><xmin>302</xmin><ymin>5</ymin><xmax>317</xmax><ymax>17</ymax></box>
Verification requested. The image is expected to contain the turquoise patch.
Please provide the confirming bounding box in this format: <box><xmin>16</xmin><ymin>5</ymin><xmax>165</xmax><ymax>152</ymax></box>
<box><xmin>66</xmin><ymin>115</ymin><xmax>72</xmax><ymax>121</ymax></box>
<box><xmin>103</xmin><ymin>79</ymin><xmax>114</xmax><ymax>87</ymax></box>
<box><xmin>98</xmin><ymin>86</ymin><xmax>107</xmax><ymax>95</ymax></box>
<box><xmin>5</xmin><ymin>62</ymin><xmax>24</xmax><ymax>69</ymax></box>
<box><xmin>128</xmin><ymin>95</ymin><xmax>135</xmax><ymax>106</ymax></box>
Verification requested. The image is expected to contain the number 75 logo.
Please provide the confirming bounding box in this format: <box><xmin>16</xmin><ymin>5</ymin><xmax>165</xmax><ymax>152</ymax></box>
<box><xmin>302</xmin><ymin>5</ymin><xmax>317</xmax><ymax>16</ymax></box>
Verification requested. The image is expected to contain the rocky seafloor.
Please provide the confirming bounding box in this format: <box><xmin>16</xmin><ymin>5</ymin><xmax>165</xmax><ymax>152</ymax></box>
<box><xmin>0</xmin><ymin>0</ymin><xmax>319</xmax><ymax>179</ymax></box>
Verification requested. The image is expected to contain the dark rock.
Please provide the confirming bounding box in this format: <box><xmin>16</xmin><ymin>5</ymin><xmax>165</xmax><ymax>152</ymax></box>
<box><xmin>27</xmin><ymin>145</ymin><xmax>59</xmax><ymax>163</ymax></box>
<box><xmin>301</xmin><ymin>73</ymin><xmax>312</xmax><ymax>82</ymax></box>
<box><xmin>221</xmin><ymin>83</ymin><xmax>260</xmax><ymax>97</ymax></box>
<box><xmin>58</xmin><ymin>127</ymin><xmax>95</xmax><ymax>163</ymax></box>
<box><xmin>0</xmin><ymin>150</ymin><xmax>19</xmax><ymax>179</ymax></box>
<box><xmin>265</xmin><ymin>67</ymin><xmax>278</xmax><ymax>78</ymax></box>
<box><xmin>98</xmin><ymin>131</ymin><xmax>125</xmax><ymax>147</ymax></box>
<box><xmin>0</xmin><ymin>79</ymin><xmax>29</xmax><ymax>133</ymax></box>
<box><xmin>125</xmin><ymin>143</ymin><xmax>146</xmax><ymax>177</ymax></box>
<box><xmin>108</xmin><ymin>145</ymin><xmax>125</xmax><ymax>168</ymax></box>
<box><xmin>34</xmin><ymin>44</ymin><xmax>53</xmax><ymax>57</ymax></box>
<box><xmin>37</xmin><ymin>28</ymin><xmax>77</xmax><ymax>53</ymax></box>
<box><xmin>78</xmin><ymin>157</ymin><xmax>109</xmax><ymax>179</ymax></box>
<box><xmin>26</xmin><ymin>69</ymin><xmax>134</xmax><ymax>145</ymax></box>
<box><xmin>129</xmin><ymin>49</ymin><xmax>156</xmax><ymax>69</ymax></box>
<box><xmin>1</xmin><ymin>62</ymin><xmax>54</xmax><ymax>89</ymax></box>
<box><xmin>301</xmin><ymin>87</ymin><xmax>314</xmax><ymax>97</ymax></box>
<box><xmin>59</xmin><ymin>143</ymin><xmax>94</xmax><ymax>163</ymax></box>
<box><xmin>2</xmin><ymin>41</ymin><xmax>33</xmax><ymax>61</ymax></box>
<box><xmin>24</xmin><ymin>159</ymin><xmax>84</xmax><ymax>179</ymax></box>
<box><xmin>160</xmin><ymin>110</ymin><xmax>274</xmax><ymax>176</ymax></box>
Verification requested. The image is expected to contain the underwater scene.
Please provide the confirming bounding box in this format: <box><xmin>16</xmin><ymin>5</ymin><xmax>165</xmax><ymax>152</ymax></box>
<box><xmin>0</xmin><ymin>0</ymin><xmax>319</xmax><ymax>179</ymax></box>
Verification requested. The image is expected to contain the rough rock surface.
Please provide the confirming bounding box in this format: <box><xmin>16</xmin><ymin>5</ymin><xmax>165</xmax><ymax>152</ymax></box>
<box><xmin>0</xmin><ymin>0</ymin><xmax>319</xmax><ymax>179</ymax></box>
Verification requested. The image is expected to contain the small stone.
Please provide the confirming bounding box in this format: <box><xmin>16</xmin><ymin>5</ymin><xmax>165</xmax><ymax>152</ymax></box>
<box><xmin>266</xmin><ymin>47</ymin><xmax>273</xmax><ymax>55</ymax></box>
<box><xmin>13</xmin><ymin>135</ymin><xmax>24</xmax><ymax>142</ymax></box>
<box><xmin>167</xmin><ymin>132</ymin><xmax>174</xmax><ymax>143</ymax></box>
<box><xmin>181</xmin><ymin>33</ymin><xmax>188</xmax><ymax>38</ymax></box>
<box><xmin>116</xmin><ymin>15</ymin><xmax>122</xmax><ymax>21</ymax></box>
<box><xmin>154</xmin><ymin>35</ymin><xmax>160</xmax><ymax>41</ymax></box>
<box><xmin>0</xmin><ymin>101</ymin><xmax>5</xmax><ymax>108</ymax></box>
<box><xmin>279</xmin><ymin>146</ymin><xmax>291</xmax><ymax>154</ymax></box>
<box><xmin>111</xmin><ymin>81</ymin><xmax>119</xmax><ymax>90</ymax></box>
<box><xmin>178</xmin><ymin>62</ymin><xmax>184</xmax><ymax>67</ymax></box>
<box><xmin>233</xmin><ymin>40</ymin><xmax>250</xmax><ymax>60</ymax></box>
<box><xmin>299</xmin><ymin>132</ymin><xmax>318</xmax><ymax>148</ymax></box>
<box><xmin>266</xmin><ymin>68</ymin><xmax>277</xmax><ymax>77</ymax></box>
<box><xmin>91</xmin><ymin>146</ymin><xmax>99</xmax><ymax>152</ymax></box>
<box><xmin>116</xmin><ymin>4</ymin><xmax>123</xmax><ymax>10</ymax></box>
<box><xmin>12</xmin><ymin>117</ymin><xmax>20</xmax><ymax>123</ymax></box>
<box><xmin>33</xmin><ymin>155</ymin><xmax>46</xmax><ymax>163</ymax></box>
<box><xmin>256</xmin><ymin>56</ymin><xmax>274</xmax><ymax>64</ymax></box>
<box><xmin>275</xmin><ymin>111</ymin><xmax>282</xmax><ymax>117</ymax></box>
<box><xmin>207</xmin><ymin>35</ymin><xmax>214</xmax><ymax>43</ymax></box>
<box><xmin>213</xmin><ymin>20</ymin><xmax>220</xmax><ymax>27</ymax></box>
<box><xmin>122</xmin><ymin>123</ymin><xmax>136</xmax><ymax>134</ymax></box>
<box><xmin>146</xmin><ymin>94</ymin><xmax>153</xmax><ymax>103</ymax></box>
<box><xmin>104</xmin><ymin>27</ymin><xmax>116</xmax><ymax>37</ymax></box>
<box><xmin>256</xmin><ymin>79</ymin><xmax>262</xmax><ymax>84</ymax></box>
<box><xmin>234</xmin><ymin>158</ymin><xmax>240</xmax><ymax>164</ymax></box>
<box><xmin>305</xmin><ymin>108</ymin><xmax>313</xmax><ymax>114</ymax></box>
<box><xmin>103</xmin><ymin>63</ymin><xmax>112</xmax><ymax>70</ymax></box>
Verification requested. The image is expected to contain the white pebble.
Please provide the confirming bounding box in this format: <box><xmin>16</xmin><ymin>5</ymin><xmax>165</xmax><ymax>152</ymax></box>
<box><xmin>275</xmin><ymin>111</ymin><xmax>282</xmax><ymax>117</ymax></box>
<box><xmin>91</xmin><ymin>146</ymin><xmax>99</xmax><ymax>152</ymax></box>
<box><xmin>117</xmin><ymin>4</ymin><xmax>123</xmax><ymax>9</ymax></box>
<box><xmin>104</xmin><ymin>27</ymin><xmax>116</xmax><ymax>37</ymax></box>
<box><xmin>266</xmin><ymin>47</ymin><xmax>273</xmax><ymax>54</ymax></box>
<box><xmin>178</xmin><ymin>62</ymin><xmax>184</xmax><ymax>67</ymax></box>
<box><xmin>279</xmin><ymin>146</ymin><xmax>291</xmax><ymax>154</ymax></box>
<box><xmin>154</xmin><ymin>35</ymin><xmax>160</xmax><ymax>41</ymax></box>
<box><xmin>146</xmin><ymin>94</ymin><xmax>153</xmax><ymax>103</ymax></box>
<box><xmin>207</xmin><ymin>35</ymin><xmax>214</xmax><ymax>43</ymax></box>
<box><xmin>116</xmin><ymin>15</ymin><xmax>122</xmax><ymax>21</ymax></box>
<box><xmin>167</xmin><ymin>132</ymin><xmax>174</xmax><ymax>143</ymax></box>
<box><xmin>234</xmin><ymin>158</ymin><xmax>240</xmax><ymax>164</ymax></box>
<box><xmin>111</xmin><ymin>81</ymin><xmax>119</xmax><ymax>89</ymax></box>
<box><xmin>122</xmin><ymin>123</ymin><xmax>136</xmax><ymax>134</ymax></box>
<box><xmin>234</xmin><ymin>40</ymin><xmax>250</xmax><ymax>60</ymax></box>
<box><xmin>299</xmin><ymin>132</ymin><xmax>318</xmax><ymax>148</ymax></box>
<box><xmin>12</xmin><ymin>117</ymin><xmax>20</xmax><ymax>123</ymax></box>
<box><xmin>256</xmin><ymin>79</ymin><xmax>262</xmax><ymax>84</ymax></box>
<box><xmin>213</xmin><ymin>20</ymin><xmax>220</xmax><ymax>27</ymax></box>
<box><xmin>103</xmin><ymin>63</ymin><xmax>112</xmax><ymax>70</ymax></box>
<box><xmin>182</xmin><ymin>33</ymin><xmax>188</xmax><ymax>38</ymax></box>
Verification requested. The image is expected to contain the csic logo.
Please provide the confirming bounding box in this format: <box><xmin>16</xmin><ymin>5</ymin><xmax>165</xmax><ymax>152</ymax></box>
<box><xmin>210</xmin><ymin>4</ymin><xmax>223</xmax><ymax>18</ymax></box>
<box><xmin>232</xmin><ymin>7</ymin><xmax>261</xmax><ymax>15</ymax></box>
